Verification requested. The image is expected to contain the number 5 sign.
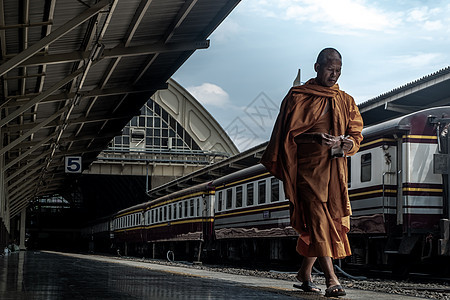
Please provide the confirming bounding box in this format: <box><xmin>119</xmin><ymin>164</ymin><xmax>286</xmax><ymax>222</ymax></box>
<box><xmin>65</xmin><ymin>156</ymin><xmax>82</xmax><ymax>173</ymax></box>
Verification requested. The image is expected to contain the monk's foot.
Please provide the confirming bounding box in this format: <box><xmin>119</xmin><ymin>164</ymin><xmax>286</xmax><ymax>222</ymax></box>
<box><xmin>325</xmin><ymin>278</ymin><xmax>345</xmax><ymax>297</ymax></box>
<box><xmin>295</xmin><ymin>273</ymin><xmax>320</xmax><ymax>293</ymax></box>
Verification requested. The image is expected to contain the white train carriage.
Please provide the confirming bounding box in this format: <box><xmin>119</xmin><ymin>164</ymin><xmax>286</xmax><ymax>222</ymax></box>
<box><xmin>112</xmin><ymin>182</ymin><xmax>215</xmax><ymax>259</ymax></box>
<box><xmin>348</xmin><ymin>107</ymin><xmax>450</xmax><ymax>266</ymax></box>
<box><xmin>211</xmin><ymin>164</ymin><xmax>298</xmax><ymax>261</ymax></box>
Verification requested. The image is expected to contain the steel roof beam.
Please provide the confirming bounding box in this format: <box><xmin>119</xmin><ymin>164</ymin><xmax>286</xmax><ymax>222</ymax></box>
<box><xmin>0</xmin><ymin>67</ymin><xmax>85</xmax><ymax>127</ymax></box>
<box><xmin>4</xmin><ymin>135</ymin><xmax>54</xmax><ymax>171</ymax></box>
<box><xmin>0</xmin><ymin>0</ymin><xmax>110</xmax><ymax>76</ymax></box>
<box><xmin>4</xmin><ymin>83</ymin><xmax>167</xmax><ymax>108</ymax></box>
<box><xmin>12</xmin><ymin>40</ymin><xmax>209</xmax><ymax>67</ymax></box>
<box><xmin>0</xmin><ymin>107</ymin><xmax>66</xmax><ymax>155</ymax></box>
<box><xmin>0</xmin><ymin>20</ymin><xmax>53</xmax><ymax>30</ymax></box>
<box><xmin>0</xmin><ymin>0</ymin><xmax>6</xmax><ymax>58</ymax></box>
<box><xmin>163</xmin><ymin>0</ymin><xmax>198</xmax><ymax>43</ymax></box>
<box><xmin>6</xmin><ymin>150</ymin><xmax>50</xmax><ymax>183</ymax></box>
<box><xmin>7</xmin><ymin>167</ymin><xmax>41</xmax><ymax>191</ymax></box>
<box><xmin>10</xmin><ymin>194</ymin><xmax>35</xmax><ymax>217</ymax></box>
<box><xmin>9</xmin><ymin>180</ymin><xmax>36</xmax><ymax>202</ymax></box>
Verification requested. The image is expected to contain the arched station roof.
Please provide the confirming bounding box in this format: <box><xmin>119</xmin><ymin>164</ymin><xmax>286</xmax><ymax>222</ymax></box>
<box><xmin>153</xmin><ymin>78</ymin><xmax>239</xmax><ymax>155</ymax></box>
<box><xmin>0</xmin><ymin>0</ymin><xmax>241</xmax><ymax>218</ymax></box>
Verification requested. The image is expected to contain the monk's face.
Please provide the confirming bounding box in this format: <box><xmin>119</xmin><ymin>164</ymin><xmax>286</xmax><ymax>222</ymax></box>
<box><xmin>314</xmin><ymin>58</ymin><xmax>342</xmax><ymax>87</ymax></box>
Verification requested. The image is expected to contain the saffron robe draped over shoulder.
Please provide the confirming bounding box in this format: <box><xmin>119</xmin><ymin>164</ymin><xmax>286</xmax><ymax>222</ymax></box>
<box><xmin>260</xmin><ymin>79</ymin><xmax>363</xmax><ymax>259</ymax></box>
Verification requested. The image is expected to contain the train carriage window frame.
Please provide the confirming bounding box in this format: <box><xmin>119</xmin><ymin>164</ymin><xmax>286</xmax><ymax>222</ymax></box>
<box><xmin>247</xmin><ymin>183</ymin><xmax>254</xmax><ymax>206</ymax></box>
<box><xmin>270</xmin><ymin>178</ymin><xmax>279</xmax><ymax>202</ymax></box>
<box><xmin>226</xmin><ymin>188</ymin><xmax>233</xmax><ymax>209</ymax></box>
<box><xmin>236</xmin><ymin>186</ymin><xmax>243</xmax><ymax>208</ymax></box>
<box><xmin>190</xmin><ymin>199</ymin><xmax>194</xmax><ymax>217</ymax></box>
<box><xmin>258</xmin><ymin>180</ymin><xmax>266</xmax><ymax>204</ymax></box>
<box><xmin>217</xmin><ymin>191</ymin><xmax>223</xmax><ymax>212</ymax></box>
<box><xmin>184</xmin><ymin>200</ymin><xmax>188</xmax><ymax>218</ymax></box>
<box><xmin>361</xmin><ymin>153</ymin><xmax>372</xmax><ymax>182</ymax></box>
<box><xmin>196</xmin><ymin>198</ymin><xmax>200</xmax><ymax>217</ymax></box>
<box><xmin>178</xmin><ymin>202</ymin><xmax>183</xmax><ymax>219</ymax></box>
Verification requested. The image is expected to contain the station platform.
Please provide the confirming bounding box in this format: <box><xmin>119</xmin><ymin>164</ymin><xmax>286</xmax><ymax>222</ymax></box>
<box><xmin>0</xmin><ymin>251</ymin><xmax>426</xmax><ymax>299</ymax></box>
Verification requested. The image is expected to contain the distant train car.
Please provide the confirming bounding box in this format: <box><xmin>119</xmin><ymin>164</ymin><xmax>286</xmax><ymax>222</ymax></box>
<box><xmin>348</xmin><ymin>106</ymin><xmax>450</xmax><ymax>270</ymax></box>
<box><xmin>211</xmin><ymin>164</ymin><xmax>298</xmax><ymax>262</ymax></box>
<box><xmin>112</xmin><ymin>182</ymin><xmax>215</xmax><ymax>259</ymax></box>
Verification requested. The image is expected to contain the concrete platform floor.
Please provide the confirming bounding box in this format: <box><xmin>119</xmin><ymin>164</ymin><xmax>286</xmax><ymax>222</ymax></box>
<box><xmin>0</xmin><ymin>251</ymin><xmax>427</xmax><ymax>299</ymax></box>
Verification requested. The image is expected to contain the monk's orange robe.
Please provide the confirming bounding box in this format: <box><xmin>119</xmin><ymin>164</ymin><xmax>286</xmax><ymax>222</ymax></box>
<box><xmin>260</xmin><ymin>79</ymin><xmax>363</xmax><ymax>259</ymax></box>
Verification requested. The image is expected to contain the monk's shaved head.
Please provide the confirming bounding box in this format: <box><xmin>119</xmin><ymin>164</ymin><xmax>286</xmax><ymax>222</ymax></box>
<box><xmin>314</xmin><ymin>48</ymin><xmax>342</xmax><ymax>87</ymax></box>
<box><xmin>316</xmin><ymin>48</ymin><xmax>342</xmax><ymax>65</ymax></box>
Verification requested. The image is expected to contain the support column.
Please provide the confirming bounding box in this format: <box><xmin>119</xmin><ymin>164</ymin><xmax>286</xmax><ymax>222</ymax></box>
<box><xmin>19</xmin><ymin>208</ymin><xmax>26</xmax><ymax>250</ymax></box>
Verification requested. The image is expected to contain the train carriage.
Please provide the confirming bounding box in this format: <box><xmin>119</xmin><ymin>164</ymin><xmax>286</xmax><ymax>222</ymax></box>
<box><xmin>211</xmin><ymin>164</ymin><xmax>298</xmax><ymax>262</ymax></box>
<box><xmin>348</xmin><ymin>106</ymin><xmax>450</xmax><ymax>268</ymax></box>
<box><xmin>112</xmin><ymin>182</ymin><xmax>215</xmax><ymax>258</ymax></box>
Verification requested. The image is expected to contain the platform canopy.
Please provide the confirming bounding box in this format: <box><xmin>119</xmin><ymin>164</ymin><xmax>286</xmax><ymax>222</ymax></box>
<box><xmin>0</xmin><ymin>0</ymin><xmax>240</xmax><ymax>217</ymax></box>
<box><xmin>359</xmin><ymin>66</ymin><xmax>450</xmax><ymax>126</ymax></box>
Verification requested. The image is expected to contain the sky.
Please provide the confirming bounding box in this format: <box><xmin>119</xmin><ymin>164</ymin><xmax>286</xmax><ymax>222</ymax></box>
<box><xmin>172</xmin><ymin>0</ymin><xmax>450</xmax><ymax>151</ymax></box>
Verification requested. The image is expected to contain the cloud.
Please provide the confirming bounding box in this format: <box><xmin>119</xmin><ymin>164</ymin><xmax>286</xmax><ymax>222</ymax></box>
<box><xmin>248</xmin><ymin>0</ymin><xmax>400</xmax><ymax>32</ymax></box>
<box><xmin>187</xmin><ymin>83</ymin><xmax>230</xmax><ymax>107</ymax></box>
<box><xmin>386</xmin><ymin>53</ymin><xmax>444</xmax><ymax>69</ymax></box>
<box><xmin>212</xmin><ymin>19</ymin><xmax>242</xmax><ymax>43</ymax></box>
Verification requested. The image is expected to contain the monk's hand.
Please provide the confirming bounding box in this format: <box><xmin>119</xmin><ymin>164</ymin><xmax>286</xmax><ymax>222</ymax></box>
<box><xmin>318</xmin><ymin>133</ymin><xmax>341</xmax><ymax>148</ymax></box>
<box><xmin>341</xmin><ymin>136</ymin><xmax>353</xmax><ymax>153</ymax></box>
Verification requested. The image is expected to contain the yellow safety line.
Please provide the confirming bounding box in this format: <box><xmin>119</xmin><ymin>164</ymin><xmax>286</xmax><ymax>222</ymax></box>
<box><xmin>349</xmin><ymin>189</ymin><xmax>397</xmax><ymax>198</ymax></box>
<box><xmin>215</xmin><ymin>203</ymin><xmax>289</xmax><ymax>218</ymax></box>
<box><xmin>114</xmin><ymin>218</ymin><xmax>214</xmax><ymax>233</ymax></box>
<box><xmin>403</xmin><ymin>135</ymin><xmax>437</xmax><ymax>139</ymax></box>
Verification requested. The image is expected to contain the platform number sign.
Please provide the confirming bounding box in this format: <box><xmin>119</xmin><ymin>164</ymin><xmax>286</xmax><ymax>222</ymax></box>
<box><xmin>65</xmin><ymin>156</ymin><xmax>82</xmax><ymax>173</ymax></box>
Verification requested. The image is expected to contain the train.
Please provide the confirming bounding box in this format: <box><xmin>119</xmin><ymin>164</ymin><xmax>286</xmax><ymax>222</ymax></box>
<box><xmin>82</xmin><ymin>107</ymin><xmax>450</xmax><ymax>273</ymax></box>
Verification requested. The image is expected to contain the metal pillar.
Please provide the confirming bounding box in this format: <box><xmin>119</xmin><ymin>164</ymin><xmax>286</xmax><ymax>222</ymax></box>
<box><xmin>19</xmin><ymin>208</ymin><xmax>26</xmax><ymax>250</ymax></box>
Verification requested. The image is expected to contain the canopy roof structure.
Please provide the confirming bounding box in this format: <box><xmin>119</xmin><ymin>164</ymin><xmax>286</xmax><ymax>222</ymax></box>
<box><xmin>0</xmin><ymin>0</ymin><xmax>240</xmax><ymax>218</ymax></box>
<box><xmin>359</xmin><ymin>66</ymin><xmax>450</xmax><ymax>126</ymax></box>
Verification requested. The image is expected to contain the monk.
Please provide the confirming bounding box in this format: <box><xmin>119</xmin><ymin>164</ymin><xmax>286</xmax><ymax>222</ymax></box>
<box><xmin>260</xmin><ymin>48</ymin><xmax>363</xmax><ymax>297</ymax></box>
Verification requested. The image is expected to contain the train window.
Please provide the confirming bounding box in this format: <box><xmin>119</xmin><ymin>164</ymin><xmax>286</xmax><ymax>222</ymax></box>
<box><xmin>184</xmin><ymin>201</ymin><xmax>188</xmax><ymax>218</ymax></box>
<box><xmin>172</xmin><ymin>204</ymin><xmax>176</xmax><ymax>219</ymax></box>
<box><xmin>271</xmin><ymin>178</ymin><xmax>279</xmax><ymax>202</ymax></box>
<box><xmin>258</xmin><ymin>180</ymin><xmax>266</xmax><ymax>204</ymax></box>
<box><xmin>190</xmin><ymin>199</ymin><xmax>194</xmax><ymax>217</ymax></box>
<box><xmin>226</xmin><ymin>189</ymin><xmax>232</xmax><ymax>209</ymax></box>
<box><xmin>155</xmin><ymin>209</ymin><xmax>159</xmax><ymax>223</ymax></box>
<box><xmin>361</xmin><ymin>153</ymin><xmax>372</xmax><ymax>182</ymax></box>
<box><xmin>151</xmin><ymin>210</ymin><xmax>154</xmax><ymax>224</ymax></box>
<box><xmin>159</xmin><ymin>207</ymin><xmax>163</xmax><ymax>222</ymax></box>
<box><xmin>236</xmin><ymin>186</ymin><xmax>243</xmax><ymax>208</ymax></box>
<box><xmin>179</xmin><ymin>202</ymin><xmax>183</xmax><ymax>218</ymax></box>
<box><xmin>247</xmin><ymin>183</ymin><xmax>254</xmax><ymax>206</ymax></box>
<box><xmin>164</xmin><ymin>206</ymin><xmax>167</xmax><ymax>221</ymax></box>
<box><xmin>217</xmin><ymin>191</ymin><xmax>223</xmax><ymax>211</ymax></box>
<box><xmin>196</xmin><ymin>198</ymin><xmax>200</xmax><ymax>216</ymax></box>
